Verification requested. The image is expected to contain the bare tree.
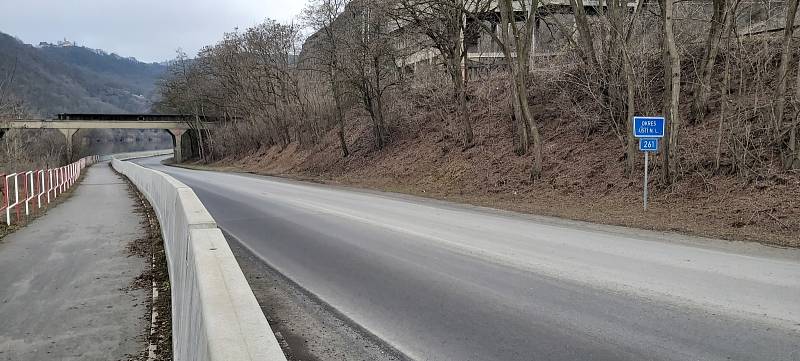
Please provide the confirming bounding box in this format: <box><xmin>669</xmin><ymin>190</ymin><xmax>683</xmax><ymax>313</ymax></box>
<box><xmin>616</xmin><ymin>0</ymin><xmax>644</xmax><ymax>176</ymax></box>
<box><xmin>158</xmin><ymin>49</ymin><xmax>218</xmax><ymax>161</ymax></box>
<box><xmin>590</xmin><ymin>0</ymin><xmax>646</xmax><ymax>176</ymax></box>
<box><xmin>304</xmin><ymin>0</ymin><xmax>351</xmax><ymax>157</ymax></box>
<box><xmin>340</xmin><ymin>0</ymin><xmax>399</xmax><ymax>150</ymax></box>
<box><xmin>692</xmin><ymin>0</ymin><xmax>727</xmax><ymax>122</ymax></box>
<box><xmin>462</xmin><ymin>0</ymin><xmax>544</xmax><ymax>178</ymax></box>
<box><xmin>773</xmin><ymin>0</ymin><xmax>798</xmax><ymax>158</ymax></box>
<box><xmin>394</xmin><ymin>0</ymin><xmax>474</xmax><ymax>146</ymax></box>
<box><xmin>714</xmin><ymin>0</ymin><xmax>742</xmax><ymax>172</ymax></box>
<box><xmin>661</xmin><ymin>0</ymin><xmax>682</xmax><ymax>182</ymax></box>
<box><xmin>791</xmin><ymin>53</ymin><xmax>800</xmax><ymax>168</ymax></box>
<box><xmin>151</xmin><ymin>0</ymin><xmax>800</xmax><ymax>184</ymax></box>
<box><xmin>241</xmin><ymin>21</ymin><xmax>304</xmax><ymax>147</ymax></box>
<box><xmin>180</xmin><ymin>50</ymin><xmax>209</xmax><ymax>161</ymax></box>
<box><xmin>568</xmin><ymin>0</ymin><xmax>599</xmax><ymax>69</ymax></box>
<box><xmin>499</xmin><ymin>0</ymin><xmax>543</xmax><ymax>178</ymax></box>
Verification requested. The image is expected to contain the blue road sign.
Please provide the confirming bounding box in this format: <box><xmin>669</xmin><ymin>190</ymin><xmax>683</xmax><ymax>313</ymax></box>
<box><xmin>633</xmin><ymin>116</ymin><xmax>666</xmax><ymax>138</ymax></box>
<box><xmin>639</xmin><ymin>138</ymin><xmax>659</xmax><ymax>152</ymax></box>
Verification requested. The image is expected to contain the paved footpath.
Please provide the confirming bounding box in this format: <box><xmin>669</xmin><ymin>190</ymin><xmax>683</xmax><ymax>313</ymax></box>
<box><xmin>0</xmin><ymin>163</ymin><xmax>147</xmax><ymax>360</ymax></box>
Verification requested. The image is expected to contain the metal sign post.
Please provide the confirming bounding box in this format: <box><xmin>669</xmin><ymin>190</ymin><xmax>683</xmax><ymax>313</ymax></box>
<box><xmin>644</xmin><ymin>152</ymin><xmax>649</xmax><ymax>210</ymax></box>
<box><xmin>638</xmin><ymin>138</ymin><xmax>658</xmax><ymax>210</ymax></box>
<box><xmin>633</xmin><ymin>116</ymin><xmax>665</xmax><ymax>211</ymax></box>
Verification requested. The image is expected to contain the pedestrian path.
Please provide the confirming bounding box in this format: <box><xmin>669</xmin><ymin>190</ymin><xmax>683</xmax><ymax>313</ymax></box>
<box><xmin>0</xmin><ymin>162</ymin><xmax>147</xmax><ymax>361</ymax></box>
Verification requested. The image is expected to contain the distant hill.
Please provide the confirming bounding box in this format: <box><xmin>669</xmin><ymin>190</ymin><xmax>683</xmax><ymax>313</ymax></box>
<box><xmin>0</xmin><ymin>32</ymin><xmax>167</xmax><ymax>116</ymax></box>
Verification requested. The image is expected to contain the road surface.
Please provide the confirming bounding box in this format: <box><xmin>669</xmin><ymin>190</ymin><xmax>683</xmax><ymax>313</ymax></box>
<box><xmin>0</xmin><ymin>163</ymin><xmax>148</xmax><ymax>360</ymax></box>
<box><xmin>137</xmin><ymin>156</ymin><xmax>800</xmax><ymax>361</ymax></box>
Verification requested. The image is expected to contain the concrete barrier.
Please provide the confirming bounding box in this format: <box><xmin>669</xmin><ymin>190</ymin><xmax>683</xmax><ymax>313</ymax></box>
<box><xmin>111</xmin><ymin>157</ymin><xmax>287</xmax><ymax>361</ymax></box>
<box><xmin>102</xmin><ymin>149</ymin><xmax>174</xmax><ymax>162</ymax></box>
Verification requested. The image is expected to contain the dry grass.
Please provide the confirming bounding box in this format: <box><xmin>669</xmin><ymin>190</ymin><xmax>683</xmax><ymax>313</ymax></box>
<box><xmin>191</xmin><ymin>72</ymin><xmax>799</xmax><ymax>248</ymax></box>
<box><xmin>193</xmin><ymin>39</ymin><xmax>800</xmax><ymax>249</ymax></box>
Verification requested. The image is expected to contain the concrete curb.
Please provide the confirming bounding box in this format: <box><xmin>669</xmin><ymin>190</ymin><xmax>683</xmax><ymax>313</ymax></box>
<box><xmin>111</xmin><ymin>155</ymin><xmax>287</xmax><ymax>361</ymax></box>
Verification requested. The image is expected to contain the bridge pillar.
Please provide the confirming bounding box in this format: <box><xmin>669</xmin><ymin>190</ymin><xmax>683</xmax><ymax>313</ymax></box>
<box><xmin>167</xmin><ymin>129</ymin><xmax>186</xmax><ymax>163</ymax></box>
<box><xmin>58</xmin><ymin>128</ymin><xmax>78</xmax><ymax>162</ymax></box>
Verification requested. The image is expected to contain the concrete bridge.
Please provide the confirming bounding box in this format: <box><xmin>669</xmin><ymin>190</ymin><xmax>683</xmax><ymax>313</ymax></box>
<box><xmin>0</xmin><ymin>114</ymin><xmax>216</xmax><ymax>162</ymax></box>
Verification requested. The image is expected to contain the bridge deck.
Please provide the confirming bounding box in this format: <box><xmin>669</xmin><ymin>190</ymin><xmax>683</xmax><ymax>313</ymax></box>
<box><xmin>4</xmin><ymin>120</ymin><xmax>200</xmax><ymax>130</ymax></box>
<box><xmin>1</xmin><ymin>114</ymin><xmax>215</xmax><ymax>162</ymax></box>
<box><xmin>2</xmin><ymin>113</ymin><xmax>217</xmax><ymax>130</ymax></box>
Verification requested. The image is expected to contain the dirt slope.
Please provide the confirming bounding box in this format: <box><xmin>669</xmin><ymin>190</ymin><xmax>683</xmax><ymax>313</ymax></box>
<box><xmin>201</xmin><ymin>73</ymin><xmax>799</xmax><ymax>248</ymax></box>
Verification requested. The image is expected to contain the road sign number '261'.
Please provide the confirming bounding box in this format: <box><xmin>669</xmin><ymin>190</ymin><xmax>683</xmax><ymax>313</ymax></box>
<box><xmin>639</xmin><ymin>138</ymin><xmax>659</xmax><ymax>152</ymax></box>
<box><xmin>633</xmin><ymin>116</ymin><xmax>665</xmax><ymax>138</ymax></box>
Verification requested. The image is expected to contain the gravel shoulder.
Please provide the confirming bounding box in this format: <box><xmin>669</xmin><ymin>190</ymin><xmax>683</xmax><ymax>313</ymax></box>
<box><xmin>225</xmin><ymin>230</ymin><xmax>409</xmax><ymax>361</ymax></box>
<box><xmin>118</xmin><ymin>166</ymin><xmax>173</xmax><ymax>361</ymax></box>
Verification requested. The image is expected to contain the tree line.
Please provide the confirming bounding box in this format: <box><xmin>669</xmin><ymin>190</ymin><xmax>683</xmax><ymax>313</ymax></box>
<box><xmin>156</xmin><ymin>0</ymin><xmax>800</xmax><ymax>182</ymax></box>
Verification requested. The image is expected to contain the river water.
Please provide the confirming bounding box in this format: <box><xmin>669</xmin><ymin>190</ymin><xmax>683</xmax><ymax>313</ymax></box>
<box><xmin>77</xmin><ymin>131</ymin><xmax>173</xmax><ymax>157</ymax></box>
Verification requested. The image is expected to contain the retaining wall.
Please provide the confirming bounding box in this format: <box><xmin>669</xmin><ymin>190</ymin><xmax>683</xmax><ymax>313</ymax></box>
<box><xmin>111</xmin><ymin>156</ymin><xmax>287</xmax><ymax>361</ymax></box>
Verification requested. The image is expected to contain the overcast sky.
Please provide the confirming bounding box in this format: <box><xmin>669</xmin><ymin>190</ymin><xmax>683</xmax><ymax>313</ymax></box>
<box><xmin>0</xmin><ymin>0</ymin><xmax>307</xmax><ymax>63</ymax></box>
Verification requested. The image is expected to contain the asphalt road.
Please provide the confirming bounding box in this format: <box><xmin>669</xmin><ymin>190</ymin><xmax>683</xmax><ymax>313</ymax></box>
<box><xmin>137</xmin><ymin>156</ymin><xmax>800</xmax><ymax>361</ymax></box>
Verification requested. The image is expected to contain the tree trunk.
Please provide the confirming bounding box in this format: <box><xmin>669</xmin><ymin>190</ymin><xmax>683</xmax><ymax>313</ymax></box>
<box><xmin>519</xmin><ymin>82</ymin><xmax>543</xmax><ymax>179</ymax></box>
<box><xmin>452</xmin><ymin>56</ymin><xmax>473</xmax><ymax>146</ymax></box>
<box><xmin>660</xmin><ymin>0</ymin><xmax>682</xmax><ymax>183</ymax></box>
<box><xmin>510</xmin><ymin>82</ymin><xmax>529</xmax><ymax>155</ymax></box>
<box><xmin>451</xmin><ymin>1</ymin><xmax>473</xmax><ymax>147</ymax></box>
<box><xmin>365</xmin><ymin>89</ymin><xmax>386</xmax><ymax>150</ymax></box>
<box><xmin>715</xmin><ymin>43</ymin><xmax>731</xmax><ymax>173</ymax></box>
<box><xmin>499</xmin><ymin>0</ymin><xmax>543</xmax><ymax>178</ymax></box>
<box><xmin>569</xmin><ymin>0</ymin><xmax>600</xmax><ymax>68</ymax></box>
<box><xmin>791</xmin><ymin>55</ymin><xmax>800</xmax><ymax>168</ymax></box>
<box><xmin>374</xmin><ymin>93</ymin><xmax>387</xmax><ymax>148</ymax></box>
<box><xmin>525</xmin><ymin>0</ymin><xmax>538</xmax><ymax>74</ymax></box>
<box><xmin>499</xmin><ymin>0</ymin><xmax>529</xmax><ymax>155</ymax></box>
<box><xmin>666</xmin><ymin>0</ymin><xmax>682</xmax><ymax>183</ymax></box>
<box><xmin>773</xmin><ymin>0</ymin><xmax>798</xmax><ymax>142</ymax></box>
<box><xmin>714</xmin><ymin>0</ymin><xmax>741</xmax><ymax>172</ymax></box>
<box><xmin>332</xmin><ymin>79</ymin><xmax>349</xmax><ymax>158</ymax></box>
<box><xmin>623</xmin><ymin>46</ymin><xmax>636</xmax><ymax>176</ymax></box>
<box><xmin>604</xmin><ymin>0</ymin><xmax>629</xmax><ymax>174</ymax></box>
<box><xmin>194</xmin><ymin>110</ymin><xmax>207</xmax><ymax>163</ymax></box>
<box><xmin>620</xmin><ymin>0</ymin><xmax>643</xmax><ymax>176</ymax></box>
<box><xmin>692</xmin><ymin>0</ymin><xmax>727</xmax><ymax>123</ymax></box>
<box><xmin>372</xmin><ymin>53</ymin><xmax>388</xmax><ymax>149</ymax></box>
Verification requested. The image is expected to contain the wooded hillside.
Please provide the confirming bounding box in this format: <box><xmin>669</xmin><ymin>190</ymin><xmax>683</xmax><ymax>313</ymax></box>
<box><xmin>0</xmin><ymin>31</ymin><xmax>169</xmax><ymax>172</ymax></box>
<box><xmin>0</xmin><ymin>31</ymin><xmax>166</xmax><ymax>116</ymax></box>
<box><xmin>157</xmin><ymin>0</ymin><xmax>800</xmax><ymax>245</ymax></box>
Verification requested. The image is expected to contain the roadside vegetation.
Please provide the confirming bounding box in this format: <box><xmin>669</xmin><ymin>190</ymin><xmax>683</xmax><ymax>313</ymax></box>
<box><xmin>0</xmin><ymin>128</ymin><xmax>66</xmax><ymax>174</ymax></box>
<box><xmin>159</xmin><ymin>0</ymin><xmax>798</xmax><ymax>245</ymax></box>
<box><xmin>124</xmin><ymin>174</ymin><xmax>173</xmax><ymax>361</ymax></box>
<box><xmin>0</xmin><ymin>63</ymin><xmax>66</xmax><ymax>173</ymax></box>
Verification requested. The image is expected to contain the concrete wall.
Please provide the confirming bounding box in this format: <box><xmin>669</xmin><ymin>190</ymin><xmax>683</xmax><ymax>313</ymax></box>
<box><xmin>102</xmin><ymin>149</ymin><xmax>174</xmax><ymax>162</ymax></box>
<box><xmin>111</xmin><ymin>156</ymin><xmax>287</xmax><ymax>361</ymax></box>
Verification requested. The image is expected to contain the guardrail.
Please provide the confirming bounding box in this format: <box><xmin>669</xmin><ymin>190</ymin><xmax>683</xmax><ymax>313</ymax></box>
<box><xmin>1</xmin><ymin>155</ymin><xmax>100</xmax><ymax>226</ymax></box>
<box><xmin>111</xmin><ymin>155</ymin><xmax>287</xmax><ymax>361</ymax></box>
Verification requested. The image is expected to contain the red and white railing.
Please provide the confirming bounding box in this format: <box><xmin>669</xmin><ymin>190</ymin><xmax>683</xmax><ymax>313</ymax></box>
<box><xmin>1</xmin><ymin>155</ymin><xmax>100</xmax><ymax>226</ymax></box>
